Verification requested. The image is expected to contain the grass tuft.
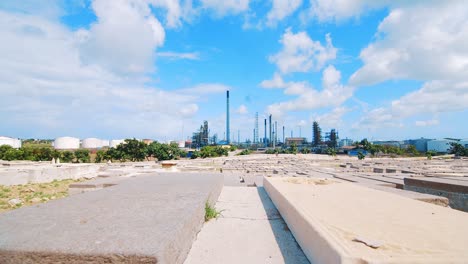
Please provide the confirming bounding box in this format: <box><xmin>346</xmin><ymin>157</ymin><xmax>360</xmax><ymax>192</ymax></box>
<box><xmin>204</xmin><ymin>201</ymin><xmax>222</xmax><ymax>222</ymax></box>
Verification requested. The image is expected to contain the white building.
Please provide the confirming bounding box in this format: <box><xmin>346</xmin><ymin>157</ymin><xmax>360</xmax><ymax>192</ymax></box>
<box><xmin>427</xmin><ymin>139</ymin><xmax>458</xmax><ymax>153</ymax></box>
<box><xmin>0</xmin><ymin>136</ymin><xmax>21</xmax><ymax>149</ymax></box>
<box><xmin>54</xmin><ymin>137</ymin><xmax>80</xmax><ymax>150</ymax></box>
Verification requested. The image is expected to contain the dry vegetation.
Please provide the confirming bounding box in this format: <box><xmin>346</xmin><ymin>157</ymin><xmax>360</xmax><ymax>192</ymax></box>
<box><xmin>0</xmin><ymin>178</ymin><xmax>85</xmax><ymax>213</ymax></box>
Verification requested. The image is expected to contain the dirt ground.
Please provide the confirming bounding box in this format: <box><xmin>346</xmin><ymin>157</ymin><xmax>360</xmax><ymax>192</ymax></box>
<box><xmin>0</xmin><ymin>178</ymin><xmax>85</xmax><ymax>213</ymax></box>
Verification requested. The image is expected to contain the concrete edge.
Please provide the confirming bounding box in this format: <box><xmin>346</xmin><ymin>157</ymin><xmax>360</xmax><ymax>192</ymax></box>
<box><xmin>169</xmin><ymin>174</ymin><xmax>224</xmax><ymax>264</ymax></box>
<box><xmin>263</xmin><ymin>177</ymin><xmax>356</xmax><ymax>264</ymax></box>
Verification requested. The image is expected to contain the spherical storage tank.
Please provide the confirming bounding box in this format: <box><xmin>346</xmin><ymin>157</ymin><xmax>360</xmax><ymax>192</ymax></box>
<box><xmin>110</xmin><ymin>139</ymin><xmax>125</xmax><ymax>148</ymax></box>
<box><xmin>54</xmin><ymin>137</ymin><xmax>80</xmax><ymax>150</ymax></box>
<box><xmin>0</xmin><ymin>136</ymin><xmax>21</xmax><ymax>149</ymax></box>
<box><xmin>81</xmin><ymin>138</ymin><xmax>103</xmax><ymax>149</ymax></box>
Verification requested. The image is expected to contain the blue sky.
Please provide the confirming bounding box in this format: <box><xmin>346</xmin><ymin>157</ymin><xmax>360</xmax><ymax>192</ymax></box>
<box><xmin>0</xmin><ymin>0</ymin><xmax>467</xmax><ymax>142</ymax></box>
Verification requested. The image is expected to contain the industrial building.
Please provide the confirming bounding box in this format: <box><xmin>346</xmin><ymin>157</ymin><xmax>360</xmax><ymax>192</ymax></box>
<box><xmin>285</xmin><ymin>137</ymin><xmax>306</xmax><ymax>146</ymax></box>
<box><xmin>406</xmin><ymin>138</ymin><xmax>433</xmax><ymax>152</ymax></box>
<box><xmin>427</xmin><ymin>139</ymin><xmax>458</xmax><ymax>153</ymax></box>
<box><xmin>53</xmin><ymin>137</ymin><xmax>80</xmax><ymax>150</ymax></box>
<box><xmin>0</xmin><ymin>136</ymin><xmax>21</xmax><ymax>149</ymax></box>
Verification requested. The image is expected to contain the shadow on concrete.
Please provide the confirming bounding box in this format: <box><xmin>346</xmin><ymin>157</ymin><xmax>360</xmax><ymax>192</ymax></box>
<box><xmin>256</xmin><ymin>187</ymin><xmax>310</xmax><ymax>264</ymax></box>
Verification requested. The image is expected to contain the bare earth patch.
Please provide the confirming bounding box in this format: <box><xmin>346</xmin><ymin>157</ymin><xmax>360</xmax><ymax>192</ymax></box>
<box><xmin>0</xmin><ymin>178</ymin><xmax>86</xmax><ymax>213</ymax></box>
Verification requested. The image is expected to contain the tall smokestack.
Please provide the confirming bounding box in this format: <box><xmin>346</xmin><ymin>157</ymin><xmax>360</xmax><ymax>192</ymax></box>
<box><xmin>275</xmin><ymin>121</ymin><xmax>277</xmax><ymax>146</ymax></box>
<box><xmin>269</xmin><ymin>114</ymin><xmax>272</xmax><ymax>147</ymax></box>
<box><xmin>264</xmin><ymin>119</ymin><xmax>267</xmax><ymax>147</ymax></box>
<box><xmin>226</xmin><ymin>90</ymin><xmax>230</xmax><ymax>144</ymax></box>
<box><xmin>282</xmin><ymin>126</ymin><xmax>285</xmax><ymax>144</ymax></box>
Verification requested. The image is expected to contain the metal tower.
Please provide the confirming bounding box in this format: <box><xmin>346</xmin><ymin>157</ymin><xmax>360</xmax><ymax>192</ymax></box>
<box><xmin>254</xmin><ymin>112</ymin><xmax>259</xmax><ymax>144</ymax></box>
<box><xmin>226</xmin><ymin>90</ymin><xmax>230</xmax><ymax>144</ymax></box>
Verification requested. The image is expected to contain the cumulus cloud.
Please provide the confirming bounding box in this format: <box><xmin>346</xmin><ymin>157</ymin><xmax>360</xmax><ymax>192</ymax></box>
<box><xmin>77</xmin><ymin>0</ymin><xmax>166</xmax><ymax>75</ymax></box>
<box><xmin>269</xmin><ymin>28</ymin><xmax>337</xmax><ymax>74</ymax></box>
<box><xmin>350</xmin><ymin>2</ymin><xmax>468</xmax><ymax>86</ymax></box>
<box><xmin>0</xmin><ymin>10</ymin><xmax>223</xmax><ymax>139</ymax></box>
<box><xmin>356</xmin><ymin>81</ymin><xmax>468</xmax><ymax>129</ymax></box>
<box><xmin>312</xmin><ymin>107</ymin><xmax>351</xmax><ymax>128</ymax></box>
<box><xmin>263</xmin><ymin>66</ymin><xmax>354</xmax><ymax>118</ymax></box>
<box><xmin>200</xmin><ymin>0</ymin><xmax>250</xmax><ymax>16</ymax></box>
<box><xmin>266</xmin><ymin>0</ymin><xmax>303</xmax><ymax>26</ymax></box>
<box><xmin>260</xmin><ymin>72</ymin><xmax>286</xmax><ymax>89</ymax></box>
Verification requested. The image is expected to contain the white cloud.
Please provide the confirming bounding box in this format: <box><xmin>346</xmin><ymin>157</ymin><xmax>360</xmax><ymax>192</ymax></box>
<box><xmin>0</xmin><ymin>10</ymin><xmax>224</xmax><ymax>139</ymax></box>
<box><xmin>236</xmin><ymin>105</ymin><xmax>248</xmax><ymax>114</ymax></box>
<box><xmin>260</xmin><ymin>72</ymin><xmax>286</xmax><ymax>89</ymax></box>
<box><xmin>415</xmin><ymin>119</ymin><xmax>439</xmax><ymax>127</ymax></box>
<box><xmin>350</xmin><ymin>2</ymin><xmax>468</xmax><ymax>86</ymax></box>
<box><xmin>77</xmin><ymin>0</ymin><xmax>166</xmax><ymax>75</ymax></box>
<box><xmin>200</xmin><ymin>0</ymin><xmax>250</xmax><ymax>16</ymax></box>
<box><xmin>266</xmin><ymin>0</ymin><xmax>302</xmax><ymax>26</ymax></box>
<box><xmin>356</xmin><ymin>80</ymin><xmax>468</xmax><ymax>129</ymax></box>
<box><xmin>179</xmin><ymin>83</ymin><xmax>230</xmax><ymax>94</ymax></box>
<box><xmin>157</xmin><ymin>51</ymin><xmax>200</xmax><ymax>60</ymax></box>
<box><xmin>312</xmin><ymin>107</ymin><xmax>351</xmax><ymax>128</ymax></box>
<box><xmin>269</xmin><ymin>28</ymin><xmax>336</xmax><ymax>74</ymax></box>
<box><xmin>263</xmin><ymin>65</ymin><xmax>354</xmax><ymax>118</ymax></box>
<box><xmin>303</xmin><ymin>0</ymin><xmax>389</xmax><ymax>22</ymax></box>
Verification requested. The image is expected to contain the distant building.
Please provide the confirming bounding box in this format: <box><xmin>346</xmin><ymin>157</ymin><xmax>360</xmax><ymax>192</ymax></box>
<box><xmin>459</xmin><ymin>139</ymin><xmax>468</xmax><ymax>148</ymax></box>
<box><xmin>142</xmin><ymin>139</ymin><xmax>154</xmax><ymax>145</ymax></box>
<box><xmin>0</xmin><ymin>136</ymin><xmax>21</xmax><ymax>149</ymax></box>
<box><xmin>285</xmin><ymin>137</ymin><xmax>306</xmax><ymax>146</ymax></box>
<box><xmin>339</xmin><ymin>138</ymin><xmax>353</xmax><ymax>147</ymax></box>
<box><xmin>427</xmin><ymin>139</ymin><xmax>458</xmax><ymax>153</ymax></box>
<box><xmin>372</xmin><ymin>141</ymin><xmax>402</xmax><ymax>148</ymax></box>
<box><xmin>406</xmin><ymin>138</ymin><xmax>433</xmax><ymax>152</ymax></box>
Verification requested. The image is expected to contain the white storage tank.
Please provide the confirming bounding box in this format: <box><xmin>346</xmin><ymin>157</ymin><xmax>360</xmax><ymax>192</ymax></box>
<box><xmin>110</xmin><ymin>139</ymin><xmax>125</xmax><ymax>148</ymax></box>
<box><xmin>54</xmin><ymin>137</ymin><xmax>80</xmax><ymax>150</ymax></box>
<box><xmin>100</xmin><ymin>139</ymin><xmax>110</xmax><ymax>148</ymax></box>
<box><xmin>81</xmin><ymin>138</ymin><xmax>103</xmax><ymax>149</ymax></box>
<box><xmin>0</xmin><ymin>136</ymin><xmax>21</xmax><ymax>149</ymax></box>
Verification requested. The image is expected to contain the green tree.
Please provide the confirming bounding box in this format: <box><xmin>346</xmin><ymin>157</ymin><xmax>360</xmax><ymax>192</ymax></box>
<box><xmin>105</xmin><ymin>147</ymin><xmax>122</xmax><ymax>162</ymax></box>
<box><xmin>406</xmin><ymin>145</ymin><xmax>419</xmax><ymax>156</ymax></box>
<box><xmin>61</xmin><ymin>151</ymin><xmax>75</xmax><ymax>163</ymax></box>
<box><xmin>301</xmin><ymin>148</ymin><xmax>311</xmax><ymax>154</ymax></box>
<box><xmin>426</xmin><ymin>150</ymin><xmax>436</xmax><ymax>160</ymax></box>
<box><xmin>357</xmin><ymin>151</ymin><xmax>365</xmax><ymax>160</ymax></box>
<box><xmin>326</xmin><ymin>147</ymin><xmax>337</xmax><ymax>157</ymax></box>
<box><xmin>289</xmin><ymin>143</ymin><xmax>298</xmax><ymax>154</ymax></box>
<box><xmin>449</xmin><ymin>143</ymin><xmax>467</xmax><ymax>157</ymax></box>
<box><xmin>2</xmin><ymin>148</ymin><xmax>23</xmax><ymax>161</ymax></box>
<box><xmin>0</xmin><ymin>145</ymin><xmax>14</xmax><ymax>160</ymax></box>
<box><xmin>95</xmin><ymin>150</ymin><xmax>106</xmax><ymax>163</ymax></box>
<box><xmin>74</xmin><ymin>149</ymin><xmax>90</xmax><ymax>163</ymax></box>
<box><xmin>117</xmin><ymin>138</ymin><xmax>147</xmax><ymax>162</ymax></box>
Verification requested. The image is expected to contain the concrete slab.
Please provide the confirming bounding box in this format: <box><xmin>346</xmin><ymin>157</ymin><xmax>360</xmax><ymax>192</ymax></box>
<box><xmin>264</xmin><ymin>176</ymin><xmax>468</xmax><ymax>264</ymax></box>
<box><xmin>404</xmin><ymin>177</ymin><xmax>468</xmax><ymax>211</ymax></box>
<box><xmin>0</xmin><ymin>173</ymin><xmax>223</xmax><ymax>264</ymax></box>
<box><xmin>184</xmin><ymin>187</ymin><xmax>309</xmax><ymax>264</ymax></box>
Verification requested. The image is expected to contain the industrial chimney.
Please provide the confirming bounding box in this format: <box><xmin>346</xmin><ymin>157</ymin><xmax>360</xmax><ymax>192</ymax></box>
<box><xmin>226</xmin><ymin>90</ymin><xmax>230</xmax><ymax>144</ymax></box>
